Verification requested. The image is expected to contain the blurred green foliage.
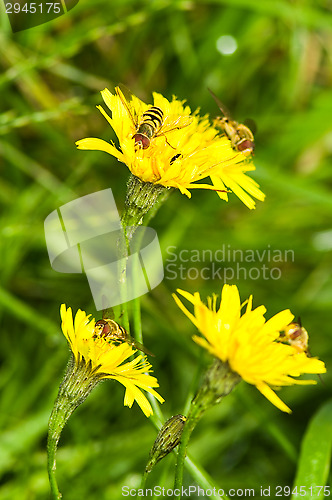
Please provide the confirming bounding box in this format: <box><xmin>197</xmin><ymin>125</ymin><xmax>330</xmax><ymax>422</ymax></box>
<box><xmin>0</xmin><ymin>0</ymin><xmax>331</xmax><ymax>498</ymax></box>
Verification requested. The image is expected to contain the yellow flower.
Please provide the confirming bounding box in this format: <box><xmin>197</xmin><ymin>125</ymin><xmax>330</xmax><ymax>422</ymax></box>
<box><xmin>76</xmin><ymin>87</ymin><xmax>265</xmax><ymax>209</ymax></box>
<box><xmin>173</xmin><ymin>285</ymin><xmax>326</xmax><ymax>413</ymax></box>
<box><xmin>60</xmin><ymin>304</ymin><xmax>164</xmax><ymax>417</ymax></box>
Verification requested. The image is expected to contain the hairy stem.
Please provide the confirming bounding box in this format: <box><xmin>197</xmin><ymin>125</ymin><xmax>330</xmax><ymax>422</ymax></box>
<box><xmin>47</xmin><ymin>358</ymin><xmax>101</xmax><ymax>499</ymax></box>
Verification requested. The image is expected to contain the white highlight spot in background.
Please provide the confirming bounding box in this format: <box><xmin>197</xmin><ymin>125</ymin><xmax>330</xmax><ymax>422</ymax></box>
<box><xmin>216</xmin><ymin>35</ymin><xmax>238</xmax><ymax>55</ymax></box>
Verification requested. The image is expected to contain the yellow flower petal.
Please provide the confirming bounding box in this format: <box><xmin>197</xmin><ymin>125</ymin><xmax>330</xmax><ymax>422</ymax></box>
<box><xmin>256</xmin><ymin>383</ymin><xmax>292</xmax><ymax>414</ymax></box>
<box><xmin>174</xmin><ymin>286</ymin><xmax>326</xmax><ymax>413</ymax></box>
<box><xmin>75</xmin><ymin>138</ymin><xmax>124</xmax><ymax>162</ymax></box>
<box><xmin>59</xmin><ymin>304</ymin><xmax>163</xmax><ymax>417</ymax></box>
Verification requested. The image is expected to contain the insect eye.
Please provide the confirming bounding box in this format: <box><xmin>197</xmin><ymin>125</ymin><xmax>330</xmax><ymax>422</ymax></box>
<box><xmin>102</xmin><ymin>324</ymin><xmax>111</xmax><ymax>335</ymax></box>
<box><xmin>94</xmin><ymin>319</ymin><xmax>111</xmax><ymax>337</ymax></box>
<box><xmin>134</xmin><ymin>133</ymin><xmax>150</xmax><ymax>149</ymax></box>
<box><xmin>237</xmin><ymin>140</ymin><xmax>254</xmax><ymax>152</ymax></box>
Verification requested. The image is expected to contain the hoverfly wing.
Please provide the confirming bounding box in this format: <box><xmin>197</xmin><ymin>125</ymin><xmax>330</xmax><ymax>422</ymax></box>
<box><xmin>208</xmin><ymin>87</ymin><xmax>232</xmax><ymax>118</ymax></box>
<box><xmin>159</xmin><ymin>115</ymin><xmax>193</xmax><ymax>135</ymax></box>
<box><xmin>102</xmin><ymin>306</ymin><xmax>115</xmax><ymax>321</ymax></box>
<box><xmin>100</xmin><ymin>294</ymin><xmax>116</xmax><ymax>321</ymax></box>
<box><xmin>243</xmin><ymin>118</ymin><xmax>257</xmax><ymax>135</ymax></box>
<box><xmin>128</xmin><ymin>336</ymin><xmax>155</xmax><ymax>357</ymax></box>
<box><xmin>117</xmin><ymin>83</ymin><xmax>135</xmax><ymax>103</ymax></box>
<box><xmin>116</xmin><ymin>84</ymin><xmax>141</xmax><ymax>128</ymax></box>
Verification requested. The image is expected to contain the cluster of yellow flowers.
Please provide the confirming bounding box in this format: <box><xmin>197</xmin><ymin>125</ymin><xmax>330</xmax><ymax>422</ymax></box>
<box><xmin>69</xmin><ymin>87</ymin><xmax>325</xmax><ymax>415</ymax></box>
<box><xmin>61</xmin><ymin>282</ymin><xmax>325</xmax><ymax>416</ymax></box>
<box><xmin>48</xmin><ymin>85</ymin><xmax>327</xmax><ymax>499</ymax></box>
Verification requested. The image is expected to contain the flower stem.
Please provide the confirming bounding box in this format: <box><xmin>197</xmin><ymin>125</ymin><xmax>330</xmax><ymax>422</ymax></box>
<box><xmin>119</xmin><ymin>175</ymin><xmax>171</xmax><ymax>333</ymax></box>
<box><xmin>140</xmin><ymin>470</ymin><xmax>149</xmax><ymax>490</ymax></box>
<box><xmin>47</xmin><ymin>431</ymin><xmax>62</xmax><ymax>499</ymax></box>
<box><xmin>116</xmin><ymin>225</ymin><xmax>130</xmax><ymax>333</ymax></box>
<box><xmin>174</xmin><ymin>360</ymin><xmax>241</xmax><ymax>496</ymax></box>
<box><xmin>142</xmin><ymin>407</ymin><xmax>225</xmax><ymax>495</ymax></box>
<box><xmin>131</xmin><ymin>295</ymin><xmax>143</xmax><ymax>344</ymax></box>
<box><xmin>47</xmin><ymin>358</ymin><xmax>101</xmax><ymax>498</ymax></box>
<box><xmin>173</xmin><ymin>398</ymin><xmax>203</xmax><ymax>496</ymax></box>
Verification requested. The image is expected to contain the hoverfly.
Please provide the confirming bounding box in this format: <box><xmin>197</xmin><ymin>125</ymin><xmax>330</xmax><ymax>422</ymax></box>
<box><xmin>279</xmin><ymin>320</ymin><xmax>324</xmax><ymax>383</ymax></box>
<box><xmin>208</xmin><ymin>88</ymin><xmax>255</xmax><ymax>156</ymax></box>
<box><xmin>93</xmin><ymin>315</ymin><xmax>154</xmax><ymax>357</ymax></box>
<box><xmin>116</xmin><ymin>85</ymin><xmax>192</xmax><ymax>150</ymax></box>
<box><xmin>279</xmin><ymin>319</ymin><xmax>309</xmax><ymax>354</ymax></box>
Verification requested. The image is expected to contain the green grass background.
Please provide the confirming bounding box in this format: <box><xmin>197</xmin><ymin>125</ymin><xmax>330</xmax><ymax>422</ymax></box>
<box><xmin>0</xmin><ymin>0</ymin><xmax>331</xmax><ymax>498</ymax></box>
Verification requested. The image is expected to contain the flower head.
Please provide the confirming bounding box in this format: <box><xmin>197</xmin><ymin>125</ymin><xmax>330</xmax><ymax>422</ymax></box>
<box><xmin>76</xmin><ymin>86</ymin><xmax>265</xmax><ymax>209</ymax></box>
<box><xmin>173</xmin><ymin>285</ymin><xmax>326</xmax><ymax>413</ymax></box>
<box><xmin>60</xmin><ymin>304</ymin><xmax>164</xmax><ymax>417</ymax></box>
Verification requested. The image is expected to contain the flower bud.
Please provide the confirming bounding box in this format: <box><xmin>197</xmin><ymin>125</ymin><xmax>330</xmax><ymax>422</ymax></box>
<box><xmin>145</xmin><ymin>415</ymin><xmax>186</xmax><ymax>473</ymax></box>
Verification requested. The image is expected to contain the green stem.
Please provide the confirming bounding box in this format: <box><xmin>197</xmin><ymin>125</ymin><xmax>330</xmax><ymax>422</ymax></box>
<box><xmin>131</xmin><ymin>295</ymin><xmax>143</xmax><ymax>344</ymax></box>
<box><xmin>142</xmin><ymin>406</ymin><xmax>226</xmax><ymax>495</ymax></box>
<box><xmin>173</xmin><ymin>399</ymin><xmax>204</xmax><ymax>496</ymax></box>
<box><xmin>47</xmin><ymin>358</ymin><xmax>101</xmax><ymax>499</ymax></box>
<box><xmin>140</xmin><ymin>470</ymin><xmax>149</xmax><ymax>489</ymax></box>
<box><xmin>117</xmin><ymin>222</ymin><xmax>130</xmax><ymax>333</ymax></box>
<box><xmin>119</xmin><ymin>175</ymin><xmax>171</xmax><ymax>333</ymax></box>
<box><xmin>120</xmin><ymin>175</ymin><xmax>174</xmax><ymax>486</ymax></box>
<box><xmin>148</xmin><ymin>396</ymin><xmax>165</xmax><ymax>431</ymax></box>
<box><xmin>47</xmin><ymin>430</ymin><xmax>62</xmax><ymax>499</ymax></box>
<box><xmin>47</xmin><ymin>398</ymin><xmax>74</xmax><ymax>499</ymax></box>
<box><xmin>174</xmin><ymin>360</ymin><xmax>241</xmax><ymax>497</ymax></box>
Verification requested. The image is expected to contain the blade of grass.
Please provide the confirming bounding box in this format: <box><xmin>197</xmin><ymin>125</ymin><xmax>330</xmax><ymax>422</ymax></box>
<box><xmin>0</xmin><ymin>285</ymin><xmax>59</xmax><ymax>338</ymax></box>
<box><xmin>207</xmin><ymin>0</ymin><xmax>332</xmax><ymax>30</ymax></box>
<box><xmin>0</xmin><ymin>140</ymin><xmax>77</xmax><ymax>200</ymax></box>
<box><xmin>292</xmin><ymin>400</ymin><xmax>332</xmax><ymax>499</ymax></box>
